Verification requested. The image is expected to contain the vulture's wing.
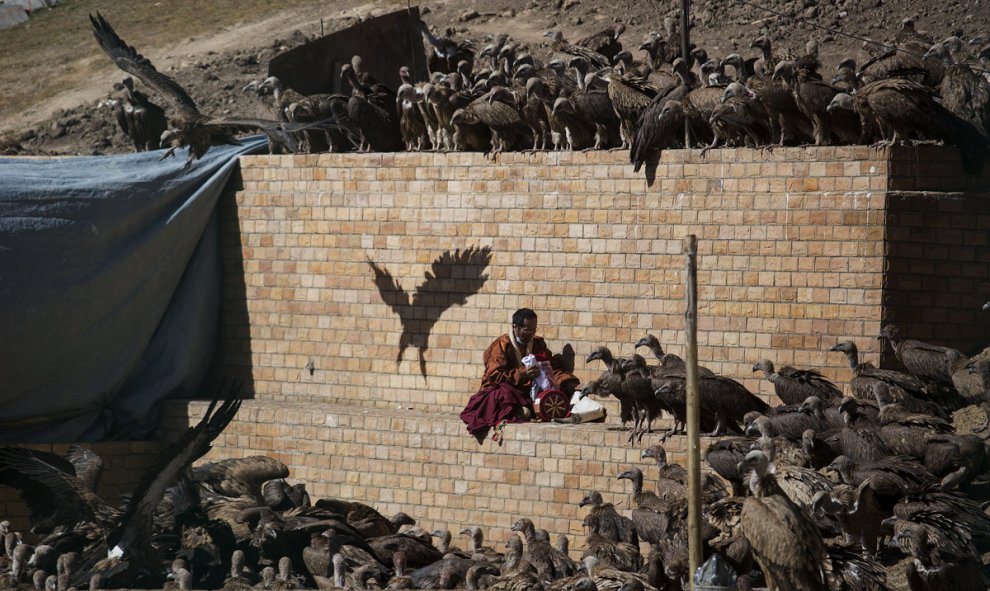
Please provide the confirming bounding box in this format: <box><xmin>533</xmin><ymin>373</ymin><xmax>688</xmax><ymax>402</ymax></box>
<box><xmin>741</xmin><ymin>495</ymin><xmax>829</xmax><ymax>591</ymax></box>
<box><xmin>90</xmin><ymin>12</ymin><xmax>201</xmax><ymax>121</ymax></box>
<box><xmin>0</xmin><ymin>446</ymin><xmax>113</xmax><ymax>533</ymax></box>
<box><xmin>106</xmin><ymin>380</ymin><xmax>242</xmax><ymax>554</ymax></box>
<box><xmin>63</xmin><ymin>445</ymin><xmax>104</xmax><ymax>493</ymax></box>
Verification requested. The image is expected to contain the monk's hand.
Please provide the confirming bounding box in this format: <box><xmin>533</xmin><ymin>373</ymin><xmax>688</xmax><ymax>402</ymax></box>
<box><xmin>525</xmin><ymin>365</ymin><xmax>541</xmax><ymax>379</ymax></box>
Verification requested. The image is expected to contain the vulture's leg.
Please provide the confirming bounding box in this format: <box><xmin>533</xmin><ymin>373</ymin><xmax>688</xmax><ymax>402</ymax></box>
<box><xmin>700</xmin><ymin>136</ymin><xmax>721</xmax><ymax>156</ymax></box>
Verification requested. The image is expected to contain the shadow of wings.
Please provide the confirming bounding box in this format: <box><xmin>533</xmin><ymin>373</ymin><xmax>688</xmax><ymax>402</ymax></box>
<box><xmin>367</xmin><ymin>245</ymin><xmax>493</xmax><ymax>378</ymax></box>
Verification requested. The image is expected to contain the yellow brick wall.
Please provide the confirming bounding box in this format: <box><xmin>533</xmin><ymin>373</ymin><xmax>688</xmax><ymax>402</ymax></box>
<box><xmin>213</xmin><ymin>145</ymin><xmax>956</xmax><ymax>412</ymax></box>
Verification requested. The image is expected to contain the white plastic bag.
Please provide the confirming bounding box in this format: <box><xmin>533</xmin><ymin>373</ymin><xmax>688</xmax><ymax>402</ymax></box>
<box><xmin>521</xmin><ymin>353</ymin><xmax>553</xmax><ymax>402</ymax></box>
<box><xmin>568</xmin><ymin>391</ymin><xmax>606</xmax><ymax>423</ymax></box>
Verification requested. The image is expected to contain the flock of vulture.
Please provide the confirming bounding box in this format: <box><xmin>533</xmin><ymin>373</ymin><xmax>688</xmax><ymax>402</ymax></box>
<box><xmin>98</xmin><ymin>11</ymin><xmax>990</xmax><ymax>173</ymax></box>
<box><xmin>574</xmin><ymin>316</ymin><xmax>990</xmax><ymax>590</ymax></box>
<box><xmin>1</xmin><ymin>314</ymin><xmax>990</xmax><ymax>591</ymax></box>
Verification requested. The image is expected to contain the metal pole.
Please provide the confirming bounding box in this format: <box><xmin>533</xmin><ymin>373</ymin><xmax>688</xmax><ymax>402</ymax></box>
<box><xmin>684</xmin><ymin>235</ymin><xmax>702</xmax><ymax>589</ymax></box>
<box><xmin>680</xmin><ymin>0</ymin><xmax>693</xmax><ymax>148</ymax></box>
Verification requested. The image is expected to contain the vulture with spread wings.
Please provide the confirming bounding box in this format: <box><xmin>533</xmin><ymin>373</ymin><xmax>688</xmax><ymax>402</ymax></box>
<box><xmin>368</xmin><ymin>246</ymin><xmax>493</xmax><ymax>378</ymax></box>
<box><xmin>68</xmin><ymin>381</ymin><xmax>243</xmax><ymax>588</ymax></box>
<box><xmin>90</xmin><ymin>12</ymin><xmax>330</xmax><ymax>167</ymax></box>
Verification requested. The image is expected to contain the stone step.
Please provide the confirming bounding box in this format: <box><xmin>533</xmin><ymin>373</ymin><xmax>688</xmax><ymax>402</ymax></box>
<box><xmin>161</xmin><ymin>398</ymin><xmax>716</xmax><ymax>550</ymax></box>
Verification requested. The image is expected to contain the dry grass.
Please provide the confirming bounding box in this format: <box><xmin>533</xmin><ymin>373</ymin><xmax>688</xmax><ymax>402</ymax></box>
<box><xmin>0</xmin><ymin>0</ymin><xmax>335</xmax><ymax>126</ymax></box>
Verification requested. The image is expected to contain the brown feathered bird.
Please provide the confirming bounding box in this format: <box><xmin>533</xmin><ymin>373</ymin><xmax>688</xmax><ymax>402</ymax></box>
<box><xmin>853</xmin><ymin>78</ymin><xmax>989</xmax><ymax>173</ymax></box>
<box><xmin>90</xmin><ymin>13</ymin><xmax>323</xmax><ymax>167</ymax></box>
<box><xmin>752</xmin><ymin>359</ymin><xmax>841</xmax><ymax>406</ymax></box>
<box><xmin>738</xmin><ymin>450</ymin><xmax>830</xmax><ymax>591</ymax></box>
<box><xmin>772</xmin><ymin>61</ymin><xmax>836</xmax><ymax>145</ymax></box>
<box><xmin>878</xmin><ymin>325</ymin><xmax>968</xmax><ymax>410</ymax></box>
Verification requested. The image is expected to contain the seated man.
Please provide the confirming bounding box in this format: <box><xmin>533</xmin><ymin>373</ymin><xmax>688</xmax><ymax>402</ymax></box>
<box><xmin>459</xmin><ymin>308</ymin><xmax>579</xmax><ymax>444</ymax></box>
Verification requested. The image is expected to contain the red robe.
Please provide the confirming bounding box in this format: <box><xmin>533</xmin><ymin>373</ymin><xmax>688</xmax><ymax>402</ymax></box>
<box><xmin>460</xmin><ymin>334</ymin><xmax>577</xmax><ymax>441</ymax></box>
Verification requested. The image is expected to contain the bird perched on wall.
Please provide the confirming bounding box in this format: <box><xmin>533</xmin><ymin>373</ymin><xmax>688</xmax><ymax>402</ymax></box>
<box><xmin>90</xmin><ymin>12</ymin><xmax>332</xmax><ymax>167</ymax></box>
<box><xmin>367</xmin><ymin>246</ymin><xmax>492</xmax><ymax>378</ymax></box>
<box><xmin>851</xmin><ymin>77</ymin><xmax>989</xmax><ymax>173</ymax></box>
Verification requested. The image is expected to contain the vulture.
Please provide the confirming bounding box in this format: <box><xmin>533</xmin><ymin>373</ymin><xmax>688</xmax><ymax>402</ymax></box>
<box><xmin>112</xmin><ymin>76</ymin><xmax>168</xmax><ymax>152</ymax></box>
<box><xmin>894</xmin><ymin>490</ymin><xmax>990</xmax><ymax>553</ymax></box>
<box><xmin>749</xmin><ymin>36</ymin><xmax>788</xmax><ymax>75</ymax></box>
<box><xmin>703</xmin><ymin>436</ymin><xmax>755</xmax><ymax>496</ymax></box>
<box><xmin>459</xmin><ymin>526</ymin><xmax>503</xmax><ymax>562</ymax></box>
<box><xmin>654</xmin><ymin>374</ymin><xmax>769</xmax><ymax>437</ymax></box>
<box><xmin>584</xmin><ymin>346</ymin><xmax>637</xmax><ymax>427</ymax></box>
<box><xmin>511</xmin><ymin>518</ymin><xmax>578</xmax><ymax>583</ymax></box>
<box><xmin>608</xmin><ymin>356</ymin><xmax>667</xmax><ymax>443</ymax></box>
<box><xmin>70</xmin><ymin>382</ymin><xmax>243</xmax><ymax>588</ymax></box>
<box><xmin>704</xmin><ymin>82</ymin><xmax>771</xmax><ymax>151</ymax></box>
<box><xmin>484</xmin><ymin>87</ymin><xmax>534</xmax><ymax>154</ymax></box>
<box><xmin>419</xmin><ymin>23</ymin><xmax>476</xmax><ymax>75</ymax></box>
<box><xmin>580</xmin><ymin>527</ymin><xmax>641</xmax><ymax>573</ymax></box>
<box><xmin>615</xmin><ymin>469</ymin><xmax>679</xmax><ymax>548</ymax></box>
<box><xmin>545</xmin><ymin>30</ymin><xmax>612</xmax><ymax>70</ymax></box>
<box><xmin>826</xmin><ymin>455</ymin><xmax>934</xmax><ymax>506</ymax></box>
<box><xmin>641</xmin><ymin>444</ymin><xmax>727</xmax><ymax>504</ymax></box>
<box><xmin>397</xmin><ymin>84</ymin><xmax>429</xmax><ymax>151</ymax></box>
<box><xmin>828</xmin><ymin>341</ymin><xmax>940</xmax><ymax>415</ymax></box>
<box><xmin>745</xmin><ymin>410</ymin><xmax>825</xmax><ymax>447</ymax></box>
<box><xmin>340</xmin><ymin>63</ymin><xmax>404</xmax><ymax>152</ymax></box>
<box><xmin>313</xmin><ymin>498</ymin><xmax>413</xmax><ymax>539</ymax></box>
<box><xmin>575</xmin><ymin>24</ymin><xmax>626</xmax><ymax>63</ymax></box>
<box><xmin>824</xmin><ymin>91</ymin><xmax>870</xmax><ymax>143</ymax></box>
<box><xmin>812</xmin><ymin>481</ymin><xmax>884</xmax><ymax>554</ymax></box>
<box><xmin>898</xmin><ymin>523</ymin><xmax>985</xmax><ymax>591</ymax></box>
<box><xmin>738</xmin><ymin>450</ymin><xmax>830</xmax><ymax>591</ymax></box>
<box><xmin>604</xmin><ymin>69</ymin><xmax>658</xmax><ymax>149</ymax></box>
<box><xmin>922</xmin><ymin>432</ymin><xmax>989</xmax><ymax>490</ymax></box>
<box><xmin>579</xmin><ymin>491</ymin><xmax>638</xmax><ymax>545</ymax></box>
<box><xmin>550</xmin><ymin>96</ymin><xmax>599</xmax><ymax>150</ymax></box>
<box><xmin>852</xmin><ymin>77</ymin><xmax>989</xmax><ymax>173</ymax></box>
<box><xmin>801</xmin><ymin>428</ymin><xmax>839</xmax><ymax>469</ymax></box>
<box><xmin>752</xmin><ymin>359</ymin><xmax>842</xmax><ymax>406</ymax></box>
<box><xmin>633</xmin><ymin>333</ymin><xmax>715</xmax><ymax>376</ymax></box>
<box><xmin>90</xmin><ymin>13</ymin><xmax>321</xmax><ymax>167</ymax></box>
<box><xmin>193</xmin><ymin>456</ymin><xmax>289</xmax><ymax>504</ymax></box>
<box><xmin>832</xmin><ymin>58</ymin><xmax>860</xmax><ymax>93</ymax></box>
<box><xmin>924</xmin><ymin>37</ymin><xmax>990</xmax><ymax>138</ymax></box>
<box><xmin>877</xmin><ymin>325</ymin><xmax>968</xmax><ymax>410</ymax></box>
<box><xmin>772</xmin><ymin>60</ymin><xmax>837</xmax><ymax>145</ymax></box>
<box><xmin>629</xmin><ymin>94</ymin><xmax>687</xmax><ymax>174</ymax></box>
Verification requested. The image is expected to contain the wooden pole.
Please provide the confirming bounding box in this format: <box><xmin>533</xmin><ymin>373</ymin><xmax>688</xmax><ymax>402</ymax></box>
<box><xmin>680</xmin><ymin>0</ymin><xmax>692</xmax><ymax>148</ymax></box>
<box><xmin>684</xmin><ymin>235</ymin><xmax>702</xmax><ymax>588</ymax></box>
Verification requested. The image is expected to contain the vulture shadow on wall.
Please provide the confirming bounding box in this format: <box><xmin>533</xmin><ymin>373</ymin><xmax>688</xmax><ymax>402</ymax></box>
<box><xmin>367</xmin><ymin>245</ymin><xmax>493</xmax><ymax>379</ymax></box>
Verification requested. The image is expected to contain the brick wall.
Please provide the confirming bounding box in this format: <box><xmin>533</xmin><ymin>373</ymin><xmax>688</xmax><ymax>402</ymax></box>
<box><xmin>212</xmin><ymin>145</ymin><xmax>990</xmax><ymax>413</ymax></box>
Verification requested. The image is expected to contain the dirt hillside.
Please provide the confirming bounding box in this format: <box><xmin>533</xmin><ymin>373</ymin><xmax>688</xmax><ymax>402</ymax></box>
<box><xmin>1</xmin><ymin>0</ymin><xmax>987</xmax><ymax>156</ymax></box>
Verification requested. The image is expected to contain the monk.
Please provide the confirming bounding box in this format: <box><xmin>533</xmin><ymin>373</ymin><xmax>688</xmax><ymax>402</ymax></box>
<box><xmin>460</xmin><ymin>308</ymin><xmax>579</xmax><ymax>444</ymax></box>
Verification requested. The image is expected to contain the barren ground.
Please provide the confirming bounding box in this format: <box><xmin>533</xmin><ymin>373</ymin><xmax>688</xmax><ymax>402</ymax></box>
<box><xmin>0</xmin><ymin>0</ymin><xmax>988</xmax><ymax>155</ymax></box>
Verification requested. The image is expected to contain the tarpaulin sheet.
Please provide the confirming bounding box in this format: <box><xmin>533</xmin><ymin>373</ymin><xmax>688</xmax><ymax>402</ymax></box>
<box><xmin>0</xmin><ymin>137</ymin><xmax>266</xmax><ymax>442</ymax></box>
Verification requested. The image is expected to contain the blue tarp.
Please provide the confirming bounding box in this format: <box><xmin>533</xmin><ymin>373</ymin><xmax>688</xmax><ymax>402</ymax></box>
<box><xmin>0</xmin><ymin>138</ymin><xmax>267</xmax><ymax>442</ymax></box>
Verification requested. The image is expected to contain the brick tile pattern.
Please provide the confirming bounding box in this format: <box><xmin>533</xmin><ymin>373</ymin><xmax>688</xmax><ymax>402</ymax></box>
<box><xmin>216</xmin><ymin>146</ymin><xmax>989</xmax><ymax>411</ymax></box>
